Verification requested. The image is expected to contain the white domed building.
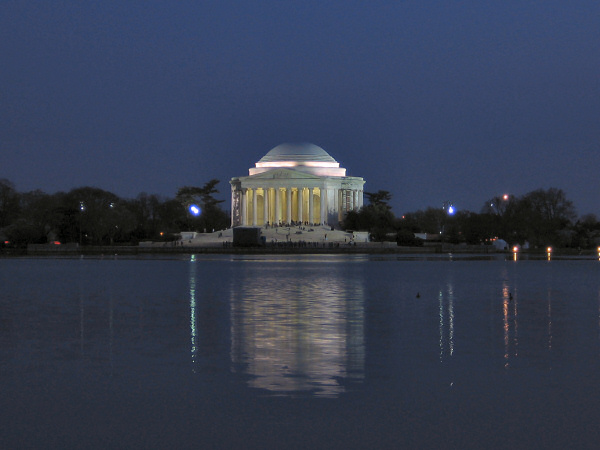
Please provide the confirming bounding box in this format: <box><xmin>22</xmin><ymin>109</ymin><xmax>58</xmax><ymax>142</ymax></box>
<box><xmin>230</xmin><ymin>143</ymin><xmax>365</xmax><ymax>227</ymax></box>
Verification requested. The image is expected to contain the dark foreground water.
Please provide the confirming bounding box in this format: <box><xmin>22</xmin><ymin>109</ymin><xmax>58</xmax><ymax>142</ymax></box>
<box><xmin>1</xmin><ymin>254</ymin><xmax>600</xmax><ymax>449</ymax></box>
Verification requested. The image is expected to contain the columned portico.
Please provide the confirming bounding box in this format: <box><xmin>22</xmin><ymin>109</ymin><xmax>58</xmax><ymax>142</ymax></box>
<box><xmin>230</xmin><ymin>143</ymin><xmax>365</xmax><ymax>228</ymax></box>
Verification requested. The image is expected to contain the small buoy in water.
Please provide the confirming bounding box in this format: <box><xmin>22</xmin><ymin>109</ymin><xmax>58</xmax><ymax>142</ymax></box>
<box><xmin>416</xmin><ymin>292</ymin><xmax>420</xmax><ymax>298</ymax></box>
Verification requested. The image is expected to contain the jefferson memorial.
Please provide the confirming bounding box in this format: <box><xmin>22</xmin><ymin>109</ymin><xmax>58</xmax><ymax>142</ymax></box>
<box><xmin>230</xmin><ymin>143</ymin><xmax>365</xmax><ymax>228</ymax></box>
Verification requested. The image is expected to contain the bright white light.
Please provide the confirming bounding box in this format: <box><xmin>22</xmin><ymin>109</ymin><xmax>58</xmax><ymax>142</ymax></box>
<box><xmin>189</xmin><ymin>204</ymin><xmax>201</xmax><ymax>216</ymax></box>
<box><xmin>447</xmin><ymin>206</ymin><xmax>455</xmax><ymax>215</ymax></box>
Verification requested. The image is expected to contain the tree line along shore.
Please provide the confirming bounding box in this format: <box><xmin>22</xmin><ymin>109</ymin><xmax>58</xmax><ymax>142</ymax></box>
<box><xmin>1</xmin><ymin>178</ymin><xmax>599</xmax><ymax>252</ymax></box>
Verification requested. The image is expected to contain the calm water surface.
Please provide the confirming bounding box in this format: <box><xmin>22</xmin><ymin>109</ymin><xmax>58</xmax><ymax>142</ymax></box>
<box><xmin>1</xmin><ymin>254</ymin><xmax>600</xmax><ymax>449</ymax></box>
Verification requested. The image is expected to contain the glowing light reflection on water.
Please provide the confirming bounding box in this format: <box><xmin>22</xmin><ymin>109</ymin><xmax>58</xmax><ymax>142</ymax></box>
<box><xmin>227</xmin><ymin>256</ymin><xmax>365</xmax><ymax>397</ymax></box>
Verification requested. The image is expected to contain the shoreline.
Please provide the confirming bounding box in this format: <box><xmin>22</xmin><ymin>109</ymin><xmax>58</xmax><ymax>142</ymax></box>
<box><xmin>4</xmin><ymin>242</ymin><xmax>597</xmax><ymax>257</ymax></box>
<box><xmin>20</xmin><ymin>243</ymin><xmax>441</xmax><ymax>255</ymax></box>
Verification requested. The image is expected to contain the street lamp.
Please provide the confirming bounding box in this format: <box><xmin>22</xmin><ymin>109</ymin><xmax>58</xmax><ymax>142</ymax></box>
<box><xmin>79</xmin><ymin>201</ymin><xmax>86</xmax><ymax>245</ymax></box>
<box><xmin>440</xmin><ymin>201</ymin><xmax>456</xmax><ymax>243</ymax></box>
<box><xmin>442</xmin><ymin>201</ymin><xmax>456</xmax><ymax>216</ymax></box>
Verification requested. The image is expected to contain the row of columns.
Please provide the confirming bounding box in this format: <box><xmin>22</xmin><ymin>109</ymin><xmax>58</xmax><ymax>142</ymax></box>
<box><xmin>235</xmin><ymin>187</ymin><xmax>362</xmax><ymax>227</ymax></box>
<box><xmin>340</xmin><ymin>189</ymin><xmax>362</xmax><ymax>212</ymax></box>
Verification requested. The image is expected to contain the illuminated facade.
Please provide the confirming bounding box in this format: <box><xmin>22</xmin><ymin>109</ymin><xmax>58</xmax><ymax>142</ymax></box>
<box><xmin>230</xmin><ymin>143</ymin><xmax>365</xmax><ymax>227</ymax></box>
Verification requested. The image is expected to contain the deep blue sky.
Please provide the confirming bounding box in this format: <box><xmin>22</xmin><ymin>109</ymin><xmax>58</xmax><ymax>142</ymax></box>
<box><xmin>2</xmin><ymin>1</ymin><xmax>599</xmax><ymax>216</ymax></box>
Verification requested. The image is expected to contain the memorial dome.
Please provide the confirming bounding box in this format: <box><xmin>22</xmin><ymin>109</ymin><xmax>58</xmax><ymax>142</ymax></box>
<box><xmin>249</xmin><ymin>142</ymin><xmax>346</xmax><ymax>177</ymax></box>
<box><xmin>258</xmin><ymin>143</ymin><xmax>338</xmax><ymax>164</ymax></box>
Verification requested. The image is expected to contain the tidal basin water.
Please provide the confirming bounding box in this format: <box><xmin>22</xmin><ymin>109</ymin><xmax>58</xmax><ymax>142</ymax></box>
<box><xmin>2</xmin><ymin>254</ymin><xmax>600</xmax><ymax>449</ymax></box>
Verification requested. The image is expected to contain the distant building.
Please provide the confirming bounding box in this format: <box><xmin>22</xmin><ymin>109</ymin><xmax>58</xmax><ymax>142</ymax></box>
<box><xmin>230</xmin><ymin>143</ymin><xmax>365</xmax><ymax>228</ymax></box>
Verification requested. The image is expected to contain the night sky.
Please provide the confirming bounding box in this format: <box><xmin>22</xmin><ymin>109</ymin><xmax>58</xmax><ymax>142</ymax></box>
<box><xmin>2</xmin><ymin>1</ymin><xmax>599</xmax><ymax>216</ymax></box>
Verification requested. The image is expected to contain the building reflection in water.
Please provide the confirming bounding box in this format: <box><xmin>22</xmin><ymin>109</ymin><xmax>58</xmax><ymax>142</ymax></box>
<box><xmin>227</xmin><ymin>257</ymin><xmax>365</xmax><ymax>397</ymax></box>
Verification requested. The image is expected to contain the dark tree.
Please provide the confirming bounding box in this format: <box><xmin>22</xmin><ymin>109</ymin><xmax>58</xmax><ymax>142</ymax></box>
<box><xmin>176</xmin><ymin>179</ymin><xmax>228</xmax><ymax>232</ymax></box>
<box><xmin>15</xmin><ymin>190</ymin><xmax>53</xmax><ymax>243</ymax></box>
<box><xmin>571</xmin><ymin>214</ymin><xmax>600</xmax><ymax>249</ymax></box>
<box><xmin>365</xmin><ymin>190</ymin><xmax>392</xmax><ymax>209</ymax></box>
<box><xmin>344</xmin><ymin>204</ymin><xmax>395</xmax><ymax>241</ymax></box>
<box><xmin>64</xmin><ymin>187</ymin><xmax>126</xmax><ymax>244</ymax></box>
<box><xmin>402</xmin><ymin>208</ymin><xmax>446</xmax><ymax>235</ymax></box>
<box><xmin>176</xmin><ymin>179</ymin><xmax>224</xmax><ymax>210</ymax></box>
<box><xmin>0</xmin><ymin>179</ymin><xmax>20</xmax><ymax>228</ymax></box>
<box><xmin>481</xmin><ymin>195</ymin><xmax>511</xmax><ymax>216</ymax></box>
<box><xmin>156</xmin><ymin>198</ymin><xmax>187</xmax><ymax>234</ymax></box>
<box><xmin>512</xmin><ymin>188</ymin><xmax>576</xmax><ymax>247</ymax></box>
<box><xmin>128</xmin><ymin>193</ymin><xmax>163</xmax><ymax>241</ymax></box>
<box><xmin>524</xmin><ymin>188</ymin><xmax>576</xmax><ymax>224</ymax></box>
<box><xmin>456</xmin><ymin>211</ymin><xmax>498</xmax><ymax>245</ymax></box>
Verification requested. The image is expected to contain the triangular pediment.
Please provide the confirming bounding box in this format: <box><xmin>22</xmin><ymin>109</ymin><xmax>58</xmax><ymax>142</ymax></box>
<box><xmin>240</xmin><ymin>168</ymin><xmax>323</xmax><ymax>181</ymax></box>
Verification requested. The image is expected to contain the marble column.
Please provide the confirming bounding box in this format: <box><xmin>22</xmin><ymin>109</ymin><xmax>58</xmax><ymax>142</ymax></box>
<box><xmin>241</xmin><ymin>189</ymin><xmax>247</xmax><ymax>226</ymax></box>
<box><xmin>252</xmin><ymin>189</ymin><xmax>257</xmax><ymax>226</ymax></box>
<box><xmin>308</xmin><ymin>188</ymin><xmax>314</xmax><ymax>225</ymax></box>
<box><xmin>353</xmin><ymin>190</ymin><xmax>358</xmax><ymax>211</ymax></box>
<box><xmin>320</xmin><ymin>188</ymin><xmax>327</xmax><ymax>225</ymax></box>
<box><xmin>263</xmin><ymin>188</ymin><xmax>269</xmax><ymax>226</ymax></box>
<box><xmin>275</xmin><ymin>188</ymin><xmax>281</xmax><ymax>225</ymax></box>
<box><xmin>297</xmin><ymin>188</ymin><xmax>303</xmax><ymax>224</ymax></box>
<box><xmin>286</xmin><ymin>188</ymin><xmax>292</xmax><ymax>225</ymax></box>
